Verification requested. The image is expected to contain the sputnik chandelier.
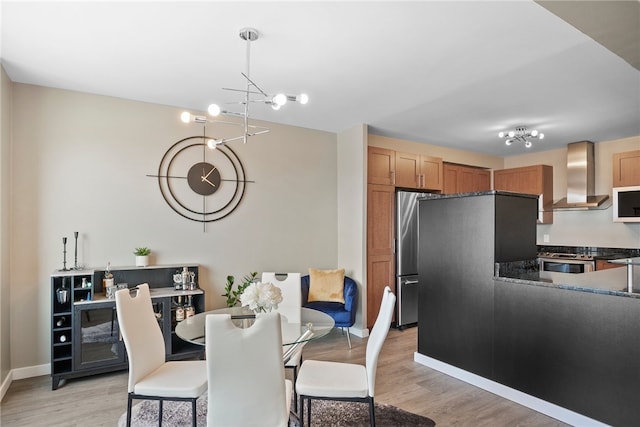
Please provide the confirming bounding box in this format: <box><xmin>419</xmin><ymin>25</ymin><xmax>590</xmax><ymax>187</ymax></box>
<box><xmin>180</xmin><ymin>28</ymin><xmax>308</xmax><ymax>148</ymax></box>
<box><xmin>498</xmin><ymin>126</ymin><xmax>544</xmax><ymax>148</ymax></box>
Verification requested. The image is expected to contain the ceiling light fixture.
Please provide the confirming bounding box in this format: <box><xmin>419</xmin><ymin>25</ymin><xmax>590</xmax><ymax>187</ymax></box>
<box><xmin>498</xmin><ymin>126</ymin><xmax>544</xmax><ymax>148</ymax></box>
<box><xmin>180</xmin><ymin>28</ymin><xmax>308</xmax><ymax>147</ymax></box>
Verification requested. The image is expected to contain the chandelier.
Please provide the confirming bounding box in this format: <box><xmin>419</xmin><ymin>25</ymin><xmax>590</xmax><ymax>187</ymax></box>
<box><xmin>498</xmin><ymin>126</ymin><xmax>544</xmax><ymax>148</ymax></box>
<box><xmin>180</xmin><ymin>28</ymin><xmax>308</xmax><ymax>147</ymax></box>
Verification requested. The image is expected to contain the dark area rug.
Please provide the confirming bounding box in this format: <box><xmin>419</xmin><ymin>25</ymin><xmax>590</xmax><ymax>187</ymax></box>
<box><xmin>117</xmin><ymin>395</ymin><xmax>436</xmax><ymax>426</ymax></box>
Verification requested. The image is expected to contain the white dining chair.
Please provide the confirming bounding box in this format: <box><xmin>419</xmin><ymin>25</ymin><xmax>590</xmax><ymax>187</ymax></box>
<box><xmin>262</xmin><ymin>272</ymin><xmax>304</xmax><ymax>412</ymax></box>
<box><xmin>115</xmin><ymin>284</ymin><xmax>207</xmax><ymax>427</ymax></box>
<box><xmin>295</xmin><ymin>286</ymin><xmax>396</xmax><ymax>427</ymax></box>
<box><xmin>205</xmin><ymin>312</ymin><xmax>292</xmax><ymax>426</ymax></box>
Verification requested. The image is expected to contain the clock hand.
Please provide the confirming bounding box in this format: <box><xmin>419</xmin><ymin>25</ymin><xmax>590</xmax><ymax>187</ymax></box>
<box><xmin>203</xmin><ymin>166</ymin><xmax>217</xmax><ymax>179</ymax></box>
<box><xmin>202</xmin><ymin>176</ymin><xmax>216</xmax><ymax>187</ymax></box>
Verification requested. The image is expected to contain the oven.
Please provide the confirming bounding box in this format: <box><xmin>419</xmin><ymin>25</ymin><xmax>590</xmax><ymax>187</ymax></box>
<box><xmin>538</xmin><ymin>253</ymin><xmax>595</xmax><ymax>276</ymax></box>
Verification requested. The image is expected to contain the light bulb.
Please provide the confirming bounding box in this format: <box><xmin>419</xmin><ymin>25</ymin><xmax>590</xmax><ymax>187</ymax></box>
<box><xmin>498</xmin><ymin>131</ymin><xmax>505</xmax><ymax>138</ymax></box>
<box><xmin>539</xmin><ymin>133</ymin><xmax>545</xmax><ymax>140</ymax></box>
<box><xmin>508</xmin><ymin>131</ymin><xmax>515</xmax><ymax>138</ymax></box>
<box><xmin>273</xmin><ymin>93</ymin><xmax>287</xmax><ymax>106</ymax></box>
<box><xmin>525</xmin><ymin>141</ymin><xmax>532</xmax><ymax>148</ymax></box>
<box><xmin>505</xmin><ymin>139</ymin><xmax>512</xmax><ymax>146</ymax></box>
<box><xmin>207</xmin><ymin>139</ymin><xmax>219</xmax><ymax>149</ymax></box>
<box><xmin>180</xmin><ymin>112</ymin><xmax>191</xmax><ymax>123</ymax></box>
<box><xmin>208</xmin><ymin>104</ymin><xmax>221</xmax><ymax>116</ymax></box>
<box><xmin>298</xmin><ymin>93</ymin><xmax>309</xmax><ymax>105</ymax></box>
<box><xmin>530</xmin><ymin>130</ymin><xmax>538</xmax><ymax>137</ymax></box>
<box><xmin>271</xmin><ymin>103</ymin><xmax>281</xmax><ymax>111</ymax></box>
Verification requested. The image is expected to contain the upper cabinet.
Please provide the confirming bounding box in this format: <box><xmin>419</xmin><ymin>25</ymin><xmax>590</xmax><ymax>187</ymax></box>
<box><xmin>395</xmin><ymin>151</ymin><xmax>443</xmax><ymax>191</ymax></box>
<box><xmin>443</xmin><ymin>163</ymin><xmax>491</xmax><ymax>194</ymax></box>
<box><xmin>493</xmin><ymin>165</ymin><xmax>553</xmax><ymax>224</ymax></box>
<box><xmin>367</xmin><ymin>147</ymin><xmax>396</xmax><ymax>185</ymax></box>
<box><xmin>613</xmin><ymin>150</ymin><xmax>640</xmax><ymax>187</ymax></box>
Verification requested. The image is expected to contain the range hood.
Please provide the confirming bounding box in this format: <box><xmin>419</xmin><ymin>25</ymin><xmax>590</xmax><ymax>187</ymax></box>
<box><xmin>552</xmin><ymin>141</ymin><xmax>611</xmax><ymax>210</ymax></box>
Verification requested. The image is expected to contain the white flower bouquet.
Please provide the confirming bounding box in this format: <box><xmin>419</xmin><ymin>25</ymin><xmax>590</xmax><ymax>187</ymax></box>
<box><xmin>240</xmin><ymin>281</ymin><xmax>283</xmax><ymax>313</ymax></box>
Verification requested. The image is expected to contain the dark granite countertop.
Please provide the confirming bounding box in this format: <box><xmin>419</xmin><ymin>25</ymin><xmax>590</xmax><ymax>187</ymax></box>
<box><xmin>495</xmin><ymin>266</ymin><xmax>640</xmax><ymax>299</ymax></box>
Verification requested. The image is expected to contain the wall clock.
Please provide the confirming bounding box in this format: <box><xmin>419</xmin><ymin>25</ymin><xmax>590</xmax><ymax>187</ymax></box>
<box><xmin>148</xmin><ymin>135</ymin><xmax>253</xmax><ymax>223</ymax></box>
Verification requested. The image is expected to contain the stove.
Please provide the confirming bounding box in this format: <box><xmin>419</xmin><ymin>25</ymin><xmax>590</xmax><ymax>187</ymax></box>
<box><xmin>537</xmin><ymin>252</ymin><xmax>595</xmax><ymax>274</ymax></box>
<box><xmin>537</xmin><ymin>252</ymin><xmax>594</xmax><ymax>261</ymax></box>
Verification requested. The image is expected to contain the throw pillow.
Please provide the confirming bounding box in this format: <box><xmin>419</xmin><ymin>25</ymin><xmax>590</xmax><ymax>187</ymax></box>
<box><xmin>308</xmin><ymin>268</ymin><xmax>345</xmax><ymax>303</ymax></box>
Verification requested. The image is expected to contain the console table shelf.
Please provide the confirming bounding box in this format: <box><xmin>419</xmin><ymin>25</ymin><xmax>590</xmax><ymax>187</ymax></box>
<box><xmin>50</xmin><ymin>264</ymin><xmax>203</xmax><ymax>390</ymax></box>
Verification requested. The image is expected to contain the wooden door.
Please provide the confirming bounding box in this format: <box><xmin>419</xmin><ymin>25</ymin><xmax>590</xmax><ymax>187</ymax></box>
<box><xmin>395</xmin><ymin>152</ymin><xmax>420</xmax><ymax>188</ymax></box>
<box><xmin>443</xmin><ymin>163</ymin><xmax>459</xmax><ymax>194</ymax></box>
<box><xmin>367</xmin><ymin>184</ymin><xmax>395</xmax><ymax>328</ymax></box>
<box><xmin>420</xmin><ymin>155</ymin><xmax>443</xmax><ymax>191</ymax></box>
<box><xmin>476</xmin><ymin>170</ymin><xmax>491</xmax><ymax>192</ymax></box>
<box><xmin>368</xmin><ymin>147</ymin><xmax>396</xmax><ymax>185</ymax></box>
<box><xmin>613</xmin><ymin>150</ymin><xmax>640</xmax><ymax>187</ymax></box>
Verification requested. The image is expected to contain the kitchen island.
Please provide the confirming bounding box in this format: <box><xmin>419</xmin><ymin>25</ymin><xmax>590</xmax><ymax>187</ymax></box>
<box><xmin>416</xmin><ymin>191</ymin><xmax>639</xmax><ymax>427</ymax></box>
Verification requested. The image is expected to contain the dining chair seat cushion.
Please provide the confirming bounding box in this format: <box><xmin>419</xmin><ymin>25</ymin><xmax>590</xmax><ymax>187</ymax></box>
<box><xmin>134</xmin><ymin>360</ymin><xmax>208</xmax><ymax>398</ymax></box>
<box><xmin>296</xmin><ymin>359</ymin><xmax>368</xmax><ymax>398</ymax></box>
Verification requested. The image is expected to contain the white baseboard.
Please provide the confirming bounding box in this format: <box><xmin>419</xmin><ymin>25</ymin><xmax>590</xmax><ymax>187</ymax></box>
<box><xmin>0</xmin><ymin>370</ymin><xmax>12</xmax><ymax>402</ymax></box>
<box><xmin>12</xmin><ymin>363</ymin><xmax>50</xmax><ymax>380</ymax></box>
<box><xmin>346</xmin><ymin>326</ymin><xmax>368</xmax><ymax>338</ymax></box>
<box><xmin>0</xmin><ymin>363</ymin><xmax>50</xmax><ymax>402</ymax></box>
<box><xmin>413</xmin><ymin>352</ymin><xmax>608</xmax><ymax>427</ymax></box>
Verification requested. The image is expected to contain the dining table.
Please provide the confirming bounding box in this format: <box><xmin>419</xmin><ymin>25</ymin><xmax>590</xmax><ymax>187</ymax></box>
<box><xmin>174</xmin><ymin>306</ymin><xmax>335</xmax><ymax>362</ymax></box>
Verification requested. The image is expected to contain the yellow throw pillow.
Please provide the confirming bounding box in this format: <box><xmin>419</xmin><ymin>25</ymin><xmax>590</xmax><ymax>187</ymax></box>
<box><xmin>308</xmin><ymin>268</ymin><xmax>345</xmax><ymax>303</ymax></box>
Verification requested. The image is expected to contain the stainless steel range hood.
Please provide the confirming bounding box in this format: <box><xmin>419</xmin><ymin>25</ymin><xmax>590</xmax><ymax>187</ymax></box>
<box><xmin>552</xmin><ymin>141</ymin><xmax>611</xmax><ymax>210</ymax></box>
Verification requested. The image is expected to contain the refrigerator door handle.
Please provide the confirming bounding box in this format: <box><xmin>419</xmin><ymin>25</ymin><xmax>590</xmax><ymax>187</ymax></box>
<box><xmin>403</xmin><ymin>280</ymin><xmax>419</xmax><ymax>285</ymax></box>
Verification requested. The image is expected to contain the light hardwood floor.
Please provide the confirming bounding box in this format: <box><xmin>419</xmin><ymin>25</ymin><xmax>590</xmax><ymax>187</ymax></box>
<box><xmin>0</xmin><ymin>327</ymin><xmax>569</xmax><ymax>426</ymax></box>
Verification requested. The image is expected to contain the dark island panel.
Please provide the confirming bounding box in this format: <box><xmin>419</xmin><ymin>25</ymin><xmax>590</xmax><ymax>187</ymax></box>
<box><xmin>418</xmin><ymin>192</ymin><xmax>538</xmax><ymax>378</ymax></box>
<box><xmin>494</xmin><ymin>280</ymin><xmax>640</xmax><ymax>426</ymax></box>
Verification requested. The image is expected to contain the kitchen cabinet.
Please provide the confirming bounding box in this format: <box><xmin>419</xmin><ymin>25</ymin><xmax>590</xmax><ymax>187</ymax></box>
<box><xmin>443</xmin><ymin>162</ymin><xmax>491</xmax><ymax>194</ymax></box>
<box><xmin>367</xmin><ymin>147</ymin><xmax>396</xmax><ymax>185</ymax></box>
<box><xmin>50</xmin><ymin>265</ymin><xmax>204</xmax><ymax>390</ymax></box>
<box><xmin>366</xmin><ymin>184</ymin><xmax>395</xmax><ymax>328</ymax></box>
<box><xmin>395</xmin><ymin>151</ymin><xmax>443</xmax><ymax>191</ymax></box>
<box><xmin>613</xmin><ymin>149</ymin><xmax>640</xmax><ymax>187</ymax></box>
<box><xmin>493</xmin><ymin>165</ymin><xmax>553</xmax><ymax>224</ymax></box>
<box><xmin>595</xmin><ymin>259</ymin><xmax>624</xmax><ymax>271</ymax></box>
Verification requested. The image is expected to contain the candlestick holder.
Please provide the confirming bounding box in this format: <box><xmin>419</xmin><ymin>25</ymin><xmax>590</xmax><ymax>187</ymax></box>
<box><xmin>59</xmin><ymin>237</ymin><xmax>69</xmax><ymax>271</ymax></box>
<box><xmin>72</xmin><ymin>231</ymin><xmax>82</xmax><ymax>270</ymax></box>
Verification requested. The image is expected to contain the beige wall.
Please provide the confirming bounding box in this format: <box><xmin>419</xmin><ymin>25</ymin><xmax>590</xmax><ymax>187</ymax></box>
<box><xmin>504</xmin><ymin>136</ymin><xmax>640</xmax><ymax>248</ymax></box>
<box><xmin>1</xmin><ymin>65</ymin><xmax>12</xmax><ymax>391</ymax></box>
<box><xmin>337</xmin><ymin>124</ymin><xmax>368</xmax><ymax>328</ymax></box>
<box><xmin>9</xmin><ymin>84</ymin><xmax>340</xmax><ymax>371</ymax></box>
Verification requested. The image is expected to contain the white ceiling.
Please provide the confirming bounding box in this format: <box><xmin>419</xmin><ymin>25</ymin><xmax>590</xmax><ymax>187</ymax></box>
<box><xmin>2</xmin><ymin>1</ymin><xmax>639</xmax><ymax>157</ymax></box>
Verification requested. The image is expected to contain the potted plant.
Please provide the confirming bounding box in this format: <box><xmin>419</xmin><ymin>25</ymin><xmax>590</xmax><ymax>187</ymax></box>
<box><xmin>222</xmin><ymin>271</ymin><xmax>258</xmax><ymax>307</ymax></box>
<box><xmin>134</xmin><ymin>247</ymin><xmax>151</xmax><ymax>267</ymax></box>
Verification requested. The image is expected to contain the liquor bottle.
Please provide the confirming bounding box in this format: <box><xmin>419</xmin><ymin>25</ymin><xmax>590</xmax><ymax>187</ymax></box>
<box><xmin>56</xmin><ymin>317</ymin><xmax>66</xmax><ymax>327</ymax></box>
<box><xmin>175</xmin><ymin>296</ymin><xmax>185</xmax><ymax>322</ymax></box>
<box><xmin>185</xmin><ymin>296</ymin><xmax>195</xmax><ymax>318</ymax></box>
<box><xmin>59</xmin><ymin>334</ymin><xmax>67</xmax><ymax>343</ymax></box>
<box><xmin>103</xmin><ymin>262</ymin><xmax>114</xmax><ymax>297</ymax></box>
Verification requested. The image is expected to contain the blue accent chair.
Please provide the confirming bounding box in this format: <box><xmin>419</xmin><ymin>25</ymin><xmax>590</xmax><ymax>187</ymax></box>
<box><xmin>301</xmin><ymin>275</ymin><xmax>358</xmax><ymax>348</ymax></box>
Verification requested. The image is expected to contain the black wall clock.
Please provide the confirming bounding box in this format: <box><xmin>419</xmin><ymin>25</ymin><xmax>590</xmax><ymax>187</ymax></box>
<box><xmin>148</xmin><ymin>135</ymin><xmax>253</xmax><ymax>223</ymax></box>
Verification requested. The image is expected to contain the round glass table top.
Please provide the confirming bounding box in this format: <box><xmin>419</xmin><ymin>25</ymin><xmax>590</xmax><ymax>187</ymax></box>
<box><xmin>174</xmin><ymin>307</ymin><xmax>335</xmax><ymax>346</ymax></box>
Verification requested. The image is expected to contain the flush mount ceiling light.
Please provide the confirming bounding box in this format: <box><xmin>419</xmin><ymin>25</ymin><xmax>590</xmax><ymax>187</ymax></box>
<box><xmin>498</xmin><ymin>126</ymin><xmax>545</xmax><ymax>148</ymax></box>
<box><xmin>180</xmin><ymin>28</ymin><xmax>309</xmax><ymax>148</ymax></box>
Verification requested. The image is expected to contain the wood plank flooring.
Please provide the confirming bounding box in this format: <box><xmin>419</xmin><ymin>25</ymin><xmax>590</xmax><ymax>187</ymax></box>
<box><xmin>0</xmin><ymin>327</ymin><xmax>569</xmax><ymax>426</ymax></box>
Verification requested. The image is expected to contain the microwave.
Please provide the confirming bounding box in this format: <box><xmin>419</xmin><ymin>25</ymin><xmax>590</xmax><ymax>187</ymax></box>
<box><xmin>613</xmin><ymin>186</ymin><xmax>640</xmax><ymax>222</ymax></box>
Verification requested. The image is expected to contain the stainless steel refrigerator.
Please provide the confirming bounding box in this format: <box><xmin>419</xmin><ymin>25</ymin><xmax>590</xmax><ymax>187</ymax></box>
<box><xmin>395</xmin><ymin>190</ymin><xmax>423</xmax><ymax>328</ymax></box>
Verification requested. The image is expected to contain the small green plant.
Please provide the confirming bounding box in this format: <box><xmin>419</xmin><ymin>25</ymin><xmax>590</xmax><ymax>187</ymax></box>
<box><xmin>222</xmin><ymin>271</ymin><xmax>258</xmax><ymax>307</ymax></box>
<box><xmin>133</xmin><ymin>247</ymin><xmax>151</xmax><ymax>256</ymax></box>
